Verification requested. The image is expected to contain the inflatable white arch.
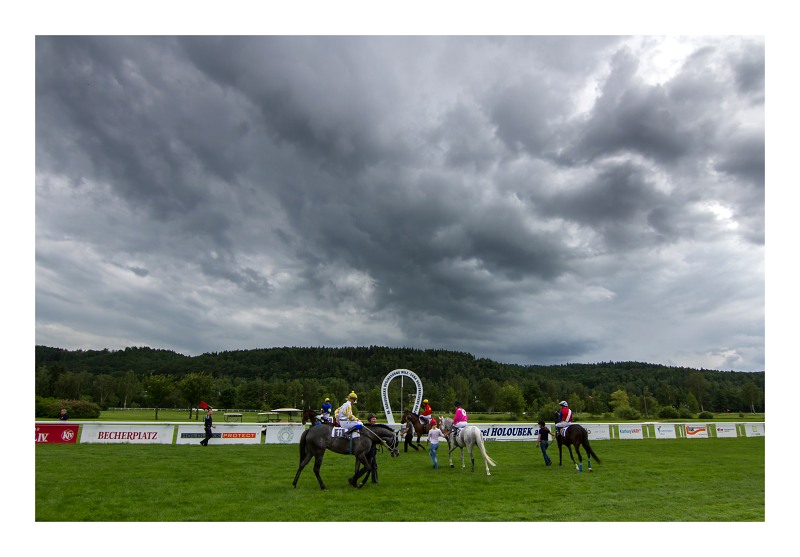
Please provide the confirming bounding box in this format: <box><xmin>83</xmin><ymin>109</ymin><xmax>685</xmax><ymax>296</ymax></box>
<box><xmin>380</xmin><ymin>369</ymin><xmax>423</xmax><ymax>425</ymax></box>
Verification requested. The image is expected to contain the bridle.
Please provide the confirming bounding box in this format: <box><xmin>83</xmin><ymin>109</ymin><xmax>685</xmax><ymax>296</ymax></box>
<box><xmin>361</xmin><ymin>425</ymin><xmax>400</xmax><ymax>457</ymax></box>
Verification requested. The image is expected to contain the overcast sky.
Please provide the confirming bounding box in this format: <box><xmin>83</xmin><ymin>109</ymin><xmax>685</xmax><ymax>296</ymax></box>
<box><xmin>34</xmin><ymin>35</ymin><xmax>765</xmax><ymax>371</ymax></box>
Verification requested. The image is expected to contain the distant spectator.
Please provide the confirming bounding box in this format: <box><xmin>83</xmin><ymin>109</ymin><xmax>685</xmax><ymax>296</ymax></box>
<box><xmin>59</xmin><ymin>408</ymin><xmax>69</xmax><ymax>421</ymax></box>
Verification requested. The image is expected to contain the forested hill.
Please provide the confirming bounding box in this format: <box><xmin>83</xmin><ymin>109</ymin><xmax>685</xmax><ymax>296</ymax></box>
<box><xmin>35</xmin><ymin>345</ymin><xmax>764</xmax><ymax>415</ymax></box>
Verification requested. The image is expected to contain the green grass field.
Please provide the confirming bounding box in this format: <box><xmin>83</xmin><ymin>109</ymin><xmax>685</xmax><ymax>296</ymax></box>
<box><xmin>36</xmin><ymin>436</ymin><xmax>764</xmax><ymax>522</ymax></box>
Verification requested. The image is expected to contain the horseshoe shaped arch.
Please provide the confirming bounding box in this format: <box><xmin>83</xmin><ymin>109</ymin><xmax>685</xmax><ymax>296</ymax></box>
<box><xmin>380</xmin><ymin>369</ymin><xmax>423</xmax><ymax>425</ymax></box>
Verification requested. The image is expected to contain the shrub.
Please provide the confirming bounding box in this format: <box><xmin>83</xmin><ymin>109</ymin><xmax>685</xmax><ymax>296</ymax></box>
<box><xmin>35</xmin><ymin>397</ymin><xmax>101</xmax><ymax>419</ymax></box>
<box><xmin>614</xmin><ymin>405</ymin><xmax>641</xmax><ymax>420</ymax></box>
<box><xmin>678</xmin><ymin>407</ymin><xmax>694</xmax><ymax>419</ymax></box>
<box><xmin>698</xmin><ymin>411</ymin><xmax>714</xmax><ymax>419</ymax></box>
<box><xmin>658</xmin><ymin>406</ymin><xmax>680</xmax><ymax>419</ymax></box>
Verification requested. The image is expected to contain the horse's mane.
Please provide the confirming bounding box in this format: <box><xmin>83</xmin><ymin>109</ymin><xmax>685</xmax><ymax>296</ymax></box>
<box><xmin>366</xmin><ymin>423</ymin><xmax>395</xmax><ymax>432</ymax></box>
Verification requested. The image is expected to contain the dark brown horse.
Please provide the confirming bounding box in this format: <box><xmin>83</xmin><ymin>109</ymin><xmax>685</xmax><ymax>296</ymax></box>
<box><xmin>292</xmin><ymin>423</ymin><xmax>399</xmax><ymax>490</ymax></box>
<box><xmin>401</xmin><ymin>410</ymin><xmax>431</xmax><ymax>448</ymax></box>
<box><xmin>301</xmin><ymin>408</ymin><xmax>333</xmax><ymax>426</ymax></box>
<box><xmin>556</xmin><ymin>424</ymin><xmax>601</xmax><ymax>472</ymax></box>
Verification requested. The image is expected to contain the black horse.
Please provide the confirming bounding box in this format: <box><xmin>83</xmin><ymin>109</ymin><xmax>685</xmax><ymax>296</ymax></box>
<box><xmin>556</xmin><ymin>424</ymin><xmax>601</xmax><ymax>472</ymax></box>
<box><xmin>302</xmin><ymin>408</ymin><xmax>332</xmax><ymax>426</ymax></box>
<box><xmin>292</xmin><ymin>423</ymin><xmax>399</xmax><ymax>490</ymax></box>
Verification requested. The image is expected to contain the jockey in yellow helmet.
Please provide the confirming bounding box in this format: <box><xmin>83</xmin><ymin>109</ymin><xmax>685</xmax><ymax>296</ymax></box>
<box><xmin>337</xmin><ymin>391</ymin><xmax>362</xmax><ymax>433</ymax></box>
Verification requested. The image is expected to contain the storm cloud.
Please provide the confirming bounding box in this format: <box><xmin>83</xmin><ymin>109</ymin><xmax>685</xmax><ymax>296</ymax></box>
<box><xmin>35</xmin><ymin>36</ymin><xmax>764</xmax><ymax>370</ymax></box>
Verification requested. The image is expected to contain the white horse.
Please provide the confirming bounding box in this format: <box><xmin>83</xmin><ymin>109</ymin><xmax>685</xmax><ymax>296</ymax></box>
<box><xmin>440</xmin><ymin>417</ymin><xmax>497</xmax><ymax>476</ymax></box>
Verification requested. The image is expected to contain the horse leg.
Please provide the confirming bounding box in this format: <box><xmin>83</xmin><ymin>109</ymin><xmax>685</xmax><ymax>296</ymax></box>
<box><xmin>582</xmin><ymin>438</ymin><xmax>597</xmax><ymax>470</ymax></box>
<box><xmin>568</xmin><ymin>445</ymin><xmax>579</xmax><ymax>471</ymax></box>
<box><xmin>558</xmin><ymin>439</ymin><xmax>563</xmax><ymax>466</ymax></box>
<box><xmin>309</xmin><ymin>452</ymin><xmax>328</xmax><ymax>491</ymax></box>
<box><xmin>575</xmin><ymin>445</ymin><xmax>583</xmax><ymax>472</ymax></box>
<box><xmin>292</xmin><ymin>451</ymin><xmax>314</xmax><ymax>488</ymax></box>
<box><xmin>351</xmin><ymin>454</ymin><xmax>370</xmax><ymax>488</ymax></box>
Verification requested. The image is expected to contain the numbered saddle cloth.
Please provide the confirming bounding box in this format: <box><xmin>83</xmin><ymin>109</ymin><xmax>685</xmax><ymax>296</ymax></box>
<box><xmin>331</xmin><ymin>427</ymin><xmax>359</xmax><ymax>439</ymax></box>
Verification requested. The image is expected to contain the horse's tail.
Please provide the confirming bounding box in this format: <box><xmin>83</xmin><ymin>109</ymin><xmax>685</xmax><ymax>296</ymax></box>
<box><xmin>582</xmin><ymin>430</ymin><xmax>601</xmax><ymax>463</ymax></box>
<box><xmin>476</xmin><ymin>434</ymin><xmax>497</xmax><ymax>467</ymax></box>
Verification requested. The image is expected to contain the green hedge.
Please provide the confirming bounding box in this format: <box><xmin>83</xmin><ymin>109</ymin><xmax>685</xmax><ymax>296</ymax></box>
<box><xmin>35</xmin><ymin>396</ymin><xmax>101</xmax><ymax>419</ymax></box>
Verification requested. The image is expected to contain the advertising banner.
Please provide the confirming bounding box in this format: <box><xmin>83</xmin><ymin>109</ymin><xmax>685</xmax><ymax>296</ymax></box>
<box><xmin>80</xmin><ymin>423</ymin><xmax>175</xmax><ymax>444</ymax></box>
<box><xmin>35</xmin><ymin>423</ymin><xmax>80</xmax><ymax>444</ymax></box>
<box><xmin>583</xmin><ymin>423</ymin><xmax>612</xmax><ymax>440</ymax></box>
<box><xmin>176</xmin><ymin>424</ymin><xmax>262</xmax><ymax>445</ymax></box>
<box><xmin>618</xmin><ymin>425</ymin><xmax>644</xmax><ymax>439</ymax></box>
<box><xmin>684</xmin><ymin>424</ymin><xmax>709</xmax><ymax>438</ymax></box>
<box><xmin>714</xmin><ymin>423</ymin><xmax>738</xmax><ymax>438</ymax></box>
<box><xmin>743</xmin><ymin>423</ymin><xmax>765</xmax><ymax>437</ymax></box>
<box><xmin>653</xmin><ymin>423</ymin><xmax>677</xmax><ymax>439</ymax></box>
<box><xmin>265</xmin><ymin>424</ymin><xmax>306</xmax><ymax>444</ymax></box>
<box><xmin>478</xmin><ymin>424</ymin><xmax>538</xmax><ymax>442</ymax></box>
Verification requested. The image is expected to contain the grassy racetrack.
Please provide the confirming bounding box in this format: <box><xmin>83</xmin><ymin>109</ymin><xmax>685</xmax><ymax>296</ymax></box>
<box><xmin>36</xmin><ymin>436</ymin><xmax>764</xmax><ymax>521</ymax></box>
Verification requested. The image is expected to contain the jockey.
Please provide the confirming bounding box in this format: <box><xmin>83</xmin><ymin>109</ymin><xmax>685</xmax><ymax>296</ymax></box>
<box><xmin>452</xmin><ymin>401</ymin><xmax>468</xmax><ymax>436</ymax></box>
<box><xmin>555</xmin><ymin>400</ymin><xmax>573</xmax><ymax>436</ymax></box>
<box><xmin>337</xmin><ymin>391</ymin><xmax>363</xmax><ymax>433</ymax></box>
<box><xmin>419</xmin><ymin>399</ymin><xmax>433</xmax><ymax>425</ymax></box>
<box><xmin>321</xmin><ymin>397</ymin><xmax>333</xmax><ymax>421</ymax></box>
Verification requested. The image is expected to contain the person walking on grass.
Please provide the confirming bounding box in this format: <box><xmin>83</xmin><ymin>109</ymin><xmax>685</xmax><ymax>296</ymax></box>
<box><xmin>201</xmin><ymin>407</ymin><xmax>215</xmax><ymax>446</ymax></box>
<box><xmin>536</xmin><ymin>420</ymin><xmax>552</xmax><ymax>466</ymax></box>
<box><xmin>427</xmin><ymin>418</ymin><xmax>444</xmax><ymax>469</ymax></box>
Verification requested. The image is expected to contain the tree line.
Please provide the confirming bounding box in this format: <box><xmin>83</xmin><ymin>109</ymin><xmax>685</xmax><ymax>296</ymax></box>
<box><xmin>35</xmin><ymin>345</ymin><xmax>765</xmax><ymax>420</ymax></box>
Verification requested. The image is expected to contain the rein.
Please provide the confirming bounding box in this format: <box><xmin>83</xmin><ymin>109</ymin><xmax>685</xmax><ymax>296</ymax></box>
<box><xmin>360</xmin><ymin>426</ymin><xmax>399</xmax><ymax>456</ymax></box>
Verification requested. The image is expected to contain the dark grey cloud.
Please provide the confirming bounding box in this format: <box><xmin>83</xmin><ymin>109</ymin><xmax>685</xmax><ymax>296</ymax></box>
<box><xmin>35</xmin><ymin>36</ymin><xmax>764</xmax><ymax>370</ymax></box>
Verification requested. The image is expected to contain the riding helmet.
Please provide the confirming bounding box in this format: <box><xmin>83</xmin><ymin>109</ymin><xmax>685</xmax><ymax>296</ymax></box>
<box><xmin>367</xmin><ymin>413</ymin><xmax>376</xmax><ymax>420</ymax></box>
<box><xmin>454</xmin><ymin>401</ymin><xmax>461</xmax><ymax>407</ymax></box>
<box><xmin>430</xmin><ymin>418</ymin><xmax>437</xmax><ymax>425</ymax></box>
<box><xmin>423</xmin><ymin>399</ymin><xmax>428</xmax><ymax>403</ymax></box>
<box><xmin>348</xmin><ymin>391</ymin><xmax>358</xmax><ymax>401</ymax></box>
<box><xmin>560</xmin><ymin>400</ymin><xmax>569</xmax><ymax>407</ymax></box>
<box><xmin>324</xmin><ymin>397</ymin><xmax>330</xmax><ymax>402</ymax></box>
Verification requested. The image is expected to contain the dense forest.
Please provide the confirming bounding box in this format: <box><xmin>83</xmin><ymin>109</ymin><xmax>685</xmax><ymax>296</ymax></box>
<box><xmin>35</xmin><ymin>345</ymin><xmax>764</xmax><ymax>419</ymax></box>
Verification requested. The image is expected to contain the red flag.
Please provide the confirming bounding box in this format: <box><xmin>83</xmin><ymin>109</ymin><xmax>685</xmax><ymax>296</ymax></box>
<box><xmin>199</xmin><ymin>401</ymin><xmax>210</xmax><ymax>409</ymax></box>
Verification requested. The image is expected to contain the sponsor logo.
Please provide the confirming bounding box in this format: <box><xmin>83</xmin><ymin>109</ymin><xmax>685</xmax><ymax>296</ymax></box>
<box><xmin>277</xmin><ymin>427</ymin><xmax>295</xmax><ymax>443</ymax></box>
<box><xmin>97</xmin><ymin>431</ymin><xmax>160</xmax><ymax>440</ymax></box>
<box><xmin>35</xmin><ymin>424</ymin><xmax>79</xmax><ymax>444</ymax></box>
<box><xmin>221</xmin><ymin>432</ymin><xmax>257</xmax><ymax>439</ymax></box>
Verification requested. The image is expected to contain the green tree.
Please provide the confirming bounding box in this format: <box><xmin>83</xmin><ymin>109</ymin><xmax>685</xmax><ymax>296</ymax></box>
<box><xmin>476</xmin><ymin>378</ymin><xmax>499</xmax><ymax>411</ymax></box>
<box><xmin>142</xmin><ymin>374</ymin><xmax>174</xmax><ymax>420</ymax></box>
<box><xmin>93</xmin><ymin>374</ymin><xmax>118</xmax><ymax>408</ymax></box>
<box><xmin>496</xmin><ymin>382</ymin><xmax>526</xmax><ymax>415</ymax></box>
<box><xmin>741</xmin><ymin>382</ymin><xmax>762</xmax><ymax>414</ymax></box>
<box><xmin>116</xmin><ymin>370</ymin><xmax>141</xmax><ymax>409</ymax></box>
<box><xmin>637</xmin><ymin>387</ymin><xmax>658</xmax><ymax>418</ymax></box>
<box><xmin>609</xmin><ymin>389</ymin><xmax>630</xmax><ymax>410</ymax></box>
<box><xmin>687</xmin><ymin>373</ymin><xmax>710</xmax><ymax>412</ymax></box>
<box><xmin>35</xmin><ymin>366</ymin><xmax>52</xmax><ymax>397</ymax></box>
<box><xmin>685</xmin><ymin>391</ymin><xmax>700</xmax><ymax>413</ymax></box>
<box><xmin>179</xmin><ymin>372</ymin><xmax>214</xmax><ymax>419</ymax></box>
